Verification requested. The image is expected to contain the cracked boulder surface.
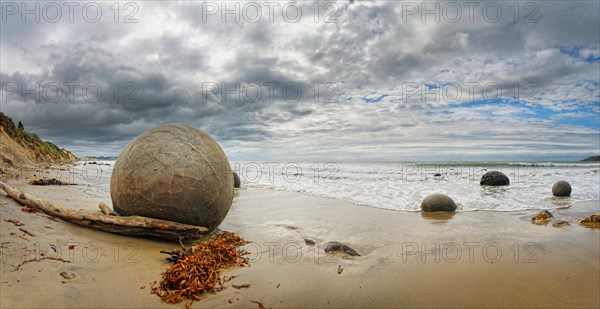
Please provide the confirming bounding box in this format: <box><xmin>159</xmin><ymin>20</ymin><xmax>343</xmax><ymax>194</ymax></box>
<box><xmin>110</xmin><ymin>123</ymin><xmax>234</xmax><ymax>232</ymax></box>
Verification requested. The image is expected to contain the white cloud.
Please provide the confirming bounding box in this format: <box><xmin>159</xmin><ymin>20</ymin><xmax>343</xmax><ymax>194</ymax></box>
<box><xmin>0</xmin><ymin>0</ymin><xmax>598</xmax><ymax>160</ymax></box>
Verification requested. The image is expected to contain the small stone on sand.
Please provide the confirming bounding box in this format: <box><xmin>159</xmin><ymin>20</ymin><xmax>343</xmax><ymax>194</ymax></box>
<box><xmin>324</xmin><ymin>241</ymin><xmax>342</xmax><ymax>253</ymax></box>
<box><xmin>341</xmin><ymin>244</ymin><xmax>361</xmax><ymax>257</ymax></box>
<box><xmin>60</xmin><ymin>271</ymin><xmax>76</xmax><ymax>279</ymax></box>
<box><xmin>552</xmin><ymin>220</ymin><xmax>570</xmax><ymax>227</ymax></box>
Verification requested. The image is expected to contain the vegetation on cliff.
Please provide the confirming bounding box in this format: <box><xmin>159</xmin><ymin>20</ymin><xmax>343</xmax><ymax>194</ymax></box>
<box><xmin>0</xmin><ymin>112</ymin><xmax>76</xmax><ymax>167</ymax></box>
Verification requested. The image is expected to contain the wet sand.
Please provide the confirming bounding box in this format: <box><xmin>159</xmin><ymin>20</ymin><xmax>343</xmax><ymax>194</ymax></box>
<box><xmin>1</xmin><ymin>179</ymin><xmax>599</xmax><ymax>308</ymax></box>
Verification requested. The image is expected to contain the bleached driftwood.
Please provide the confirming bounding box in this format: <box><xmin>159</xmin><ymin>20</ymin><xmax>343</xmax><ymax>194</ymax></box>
<box><xmin>99</xmin><ymin>202</ymin><xmax>119</xmax><ymax>216</ymax></box>
<box><xmin>0</xmin><ymin>181</ymin><xmax>208</xmax><ymax>240</ymax></box>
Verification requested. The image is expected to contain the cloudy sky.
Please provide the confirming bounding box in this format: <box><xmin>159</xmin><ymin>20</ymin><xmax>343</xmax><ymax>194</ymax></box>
<box><xmin>1</xmin><ymin>0</ymin><xmax>599</xmax><ymax>161</ymax></box>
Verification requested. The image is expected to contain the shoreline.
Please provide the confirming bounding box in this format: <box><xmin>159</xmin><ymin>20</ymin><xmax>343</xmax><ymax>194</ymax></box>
<box><xmin>0</xmin><ymin>180</ymin><xmax>599</xmax><ymax>308</ymax></box>
<box><xmin>242</xmin><ymin>183</ymin><xmax>597</xmax><ymax>214</ymax></box>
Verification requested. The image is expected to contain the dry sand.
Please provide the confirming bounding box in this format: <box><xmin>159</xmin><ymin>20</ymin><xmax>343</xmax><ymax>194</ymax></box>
<box><xmin>0</xmin><ymin>177</ymin><xmax>599</xmax><ymax>308</ymax></box>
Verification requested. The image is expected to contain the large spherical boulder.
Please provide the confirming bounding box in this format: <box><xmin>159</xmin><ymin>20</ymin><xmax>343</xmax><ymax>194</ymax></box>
<box><xmin>552</xmin><ymin>180</ymin><xmax>572</xmax><ymax>197</ymax></box>
<box><xmin>421</xmin><ymin>194</ymin><xmax>457</xmax><ymax>212</ymax></box>
<box><xmin>233</xmin><ymin>172</ymin><xmax>241</xmax><ymax>188</ymax></box>
<box><xmin>480</xmin><ymin>171</ymin><xmax>510</xmax><ymax>186</ymax></box>
<box><xmin>110</xmin><ymin>124</ymin><xmax>233</xmax><ymax>232</ymax></box>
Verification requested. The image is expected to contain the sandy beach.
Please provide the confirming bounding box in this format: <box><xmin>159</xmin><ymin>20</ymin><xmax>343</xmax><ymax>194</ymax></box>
<box><xmin>1</xmin><ymin>175</ymin><xmax>599</xmax><ymax>308</ymax></box>
<box><xmin>2</xmin><ymin>0</ymin><xmax>599</xmax><ymax>307</ymax></box>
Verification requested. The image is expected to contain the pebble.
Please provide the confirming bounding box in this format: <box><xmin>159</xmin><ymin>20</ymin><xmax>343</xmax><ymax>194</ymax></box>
<box><xmin>60</xmin><ymin>271</ymin><xmax>76</xmax><ymax>280</ymax></box>
<box><xmin>552</xmin><ymin>220</ymin><xmax>570</xmax><ymax>227</ymax></box>
<box><xmin>341</xmin><ymin>244</ymin><xmax>361</xmax><ymax>257</ymax></box>
<box><xmin>324</xmin><ymin>242</ymin><xmax>361</xmax><ymax>257</ymax></box>
<box><xmin>324</xmin><ymin>241</ymin><xmax>342</xmax><ymax>253</ymax></box>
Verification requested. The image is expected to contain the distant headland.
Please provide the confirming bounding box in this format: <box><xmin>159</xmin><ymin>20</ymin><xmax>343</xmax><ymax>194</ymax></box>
<box><xmin>581</xmin><ymin>156</ymin><xmax>600</xmax><ymax>162</ymax></box>
<box><xmin>79</xmin><ymin>156</ymin><xmax>118</xmax><ymax>161</ymax></box>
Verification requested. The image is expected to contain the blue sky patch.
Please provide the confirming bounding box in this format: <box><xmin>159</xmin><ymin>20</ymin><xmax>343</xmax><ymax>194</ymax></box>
<box><xmin>439</xmin><ymin>99</ymin><xmax>600</xmax><ymax>129</ymax></box>
<box><xmin>362</xmin><ymin>93</ymin><xmax>389</xmax><ymax>103</ymax></box>
<box><xmin>559</xmin><ymin>46</ymin><xmax>600</xmax><ymax>63</ymax></box>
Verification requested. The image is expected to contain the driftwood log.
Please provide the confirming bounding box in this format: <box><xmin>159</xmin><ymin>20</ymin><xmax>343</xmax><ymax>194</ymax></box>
<box><xmin>0</xmin><ymin>181</ymin><xmax>208</xmax><ymax>240</ymax></box>
<box><xmin>99</xmin><ymin>202</ymin><xmax>119</xmax><ymax>216</ymax></box>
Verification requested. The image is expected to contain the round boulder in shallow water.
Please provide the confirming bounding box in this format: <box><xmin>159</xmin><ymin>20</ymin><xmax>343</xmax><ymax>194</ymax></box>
<box><xmin>480</xmin><ymin>171</ymin><xmax>510</xmax><ymax>186</ymax></box>
<box><xmin>233</xmin><ymin>172</ymin><xmax>241</xmax><ymax>188</ymax></box>
<box><xmin>110</xmin><ymin>124</ymin><xmax>234</xmax><ymax>232</ymax></box>
<box><xmin>421</xmin><ymin>194</ymin><xmax>457</xmax><ymax>212</ymax></box>
<box><xmin>552</xmin><ymin>180</ymin><xmax>572</xmax><ymax>197</ymax></box>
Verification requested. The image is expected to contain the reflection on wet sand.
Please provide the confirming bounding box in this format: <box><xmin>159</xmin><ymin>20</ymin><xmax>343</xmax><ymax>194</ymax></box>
<box><xmin>420</xmin><ymin>211</ymin><xmax>456</xmax><ymax>222</ymax></box>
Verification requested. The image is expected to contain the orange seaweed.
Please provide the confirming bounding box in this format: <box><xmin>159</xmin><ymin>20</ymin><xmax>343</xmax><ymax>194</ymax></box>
<box><xmin>157</xmin><ymin>231</ymin><xmax>250</xmax><ymax>303</ymax></box>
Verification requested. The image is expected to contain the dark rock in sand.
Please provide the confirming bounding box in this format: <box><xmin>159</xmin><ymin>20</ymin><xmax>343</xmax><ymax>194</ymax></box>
<box><xmin>233</xmin><ymin>172</ymin><xmax>241</xmax><ymax>188</ymax></box>
<box><xmin>110</xmin><ymin>123</ymin><xmax>234</xmax><ymax>232</ymax></box>
<box><xmin>552</xmin><ymin>220</ymin><xmax>570</xmax><ymax>227</ymax></box>
<box><xmin>421</xmin><ymin>194</ymin><xmax>456</xmax><ymax>212</ymax></box>
<box><xmin>304</xmin><ymin>238</ymin><xmax>315</xmax><ymax>245</ymax></box>
<box><xmin>552</xmin><ymin>180</ymin><xmax>572</xmax><ymax>197</ymax></box>
<box><xmin>434</xmin><ymin>173</ymin><xmax>442</xmax><ymax>177</ymax></box>
<box><xmin>324</xmin><ymin>241</ymin><xmax>342</xmax><ymax>253</ymax></box>
<box><xmin>324</xmin><ymin>241</ymin><xmax>361</xmax><ymax>256</ymax></box>
<box><xmin>60</xmin><ymin>271</ymin><xmax>76</xmax><ymax>279</ymax></box>
<box><xmin>480</xmin><ymin>171</ymin><xmax>510</xmax><ymax>186</ymax></box>
<box><xmin>341</xmin><ymin>244</ymin><xmax>361</xmax><ymax>256</ymax></box>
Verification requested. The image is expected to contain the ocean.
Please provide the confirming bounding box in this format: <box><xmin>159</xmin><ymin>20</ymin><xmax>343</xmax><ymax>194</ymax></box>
<box><xmin>71</xmin><ymin>161</ymin><xmax>600</xmax><ymax>212</ymax></box>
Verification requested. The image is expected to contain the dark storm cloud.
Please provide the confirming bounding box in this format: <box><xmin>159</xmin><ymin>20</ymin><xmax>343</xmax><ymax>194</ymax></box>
<box><xmin>1</xmin><ymin>0</ymin><xmax>598</xmax><ymax>160</ymax></box>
